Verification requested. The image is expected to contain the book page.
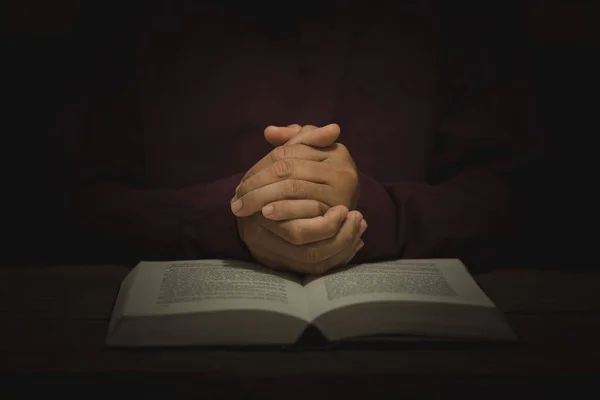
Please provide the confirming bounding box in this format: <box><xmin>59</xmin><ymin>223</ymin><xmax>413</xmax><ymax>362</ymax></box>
<box><xmin>302</xmin><ymin>259</ymin><xmax>514</xmax><ymax>341</ymax></box>
<box><xmin>119</xmin><ymin>259</ymin><xmax>310</xmax><ymax>322</ymax></box>
<box><xmin>304</xmin><ymin>259</ymin><xmax>495</xmax><ymax>320</ymax></box>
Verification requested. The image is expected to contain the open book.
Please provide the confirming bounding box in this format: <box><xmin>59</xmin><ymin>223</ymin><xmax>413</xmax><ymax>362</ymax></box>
<box><xmin>106</xmin><ymin>259</ymin><xmax>516</xmax><ymax>347</ymax></box>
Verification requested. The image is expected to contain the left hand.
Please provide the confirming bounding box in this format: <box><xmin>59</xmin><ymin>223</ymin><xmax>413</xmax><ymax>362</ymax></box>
<box><xmin>231</xmin><ymin>133</ymin><xmax>360</xmax><ymax>218</ymax></box>
<box><xmin>237</xmin><ymin>206</ymin><xmax>365</xmax><ymax>275</ymax></box>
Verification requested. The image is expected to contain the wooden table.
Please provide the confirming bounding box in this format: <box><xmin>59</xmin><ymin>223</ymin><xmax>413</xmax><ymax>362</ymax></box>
<box><xmin>1</xmin><ymin>263</ymin><xmax>599</xmax><ymax>397</ymax></box>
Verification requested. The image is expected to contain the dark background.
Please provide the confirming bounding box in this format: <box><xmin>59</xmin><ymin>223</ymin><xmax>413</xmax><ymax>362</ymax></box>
<box><xmin>1</xmin><ymin>0</ymin><xmax>598</xmax><ymax>268</ymax></box>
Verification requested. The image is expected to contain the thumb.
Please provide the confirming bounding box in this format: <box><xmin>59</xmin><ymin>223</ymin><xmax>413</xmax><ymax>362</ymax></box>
<box><xmin>287</xmin><ymin>124</ymin><xmax>340</xmax><ymax>148</ymax></box>
<box><xmin>264</xmin><ymin>123</ymin><xmax>341</xmax><ymax>148</ymax></box>
<box><xmin>264</xmin><ymin>124</ymin><xmax>302</xmax><ymax>147</ymax></box>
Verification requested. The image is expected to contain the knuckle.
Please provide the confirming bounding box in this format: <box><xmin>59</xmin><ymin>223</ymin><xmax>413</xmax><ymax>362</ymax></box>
<box><xmin>303</xmin><ymin>183</ymin><xmax>317</xmax><ymax>199</ymax></box>
<box><xmin>338</xmin><ymin>167</ymin><xmax>358</xmax><ymax>183</ymax></box>
<box><xmin>283</xmin><ymin>179</ymin><xmax>301</xmax><ymax>197</ymax></box>
<box><xmin>301</xmin><ymin>247</ymin><xmax>321</xmax><ymax>264</ymax></box>
<box><xmin>274</xmin><ymin>159</ymin><xmax>293</xmax><ymax>178</ymax></box>
<box><xmin>349</xmin><ymin>167</ymin><xmax>359</xmax><ymax>182</ymax></box>
<box><xmin>300</xmin><ymin>125</ymin><xmax>316</xmax><ymax>133</ymax></box>
<box><xmin>271</xmin><ymin>145</ymin><xmax>288</xmax><ymax>163</ymax></box>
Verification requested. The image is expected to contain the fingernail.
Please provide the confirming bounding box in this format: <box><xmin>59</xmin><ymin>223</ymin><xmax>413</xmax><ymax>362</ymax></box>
<box><xmin>359</xmin><ymin>219</ymin><xmax>368</xmax><ymax>235</ymax></box>
<box><xmin>355</xmin><ymin>240</ymin><xmax>364</xmax><ymax>252</ymax></box>
<box><xmin>231</xmin><ymin>199</ymin><xmax>243</xmax><ymax>214</ymax></box>
<box><xmin>262</xmin><ymin>204</ymin><xmax>274</xmax><ymax>217</ymax></box>
<box><xmin>355</xmin><ymin>213</ymin><xmax>363</xmax><ymax>229</ymax></box>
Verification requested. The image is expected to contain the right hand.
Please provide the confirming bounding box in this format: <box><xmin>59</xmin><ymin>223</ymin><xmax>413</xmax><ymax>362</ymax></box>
<box><xmin>236</xmin><ymin>124</ymin><xmax>366</xmax><ymax>275</ymax></box>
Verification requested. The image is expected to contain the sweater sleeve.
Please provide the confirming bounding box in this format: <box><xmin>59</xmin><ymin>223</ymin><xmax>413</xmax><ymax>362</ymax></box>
<box><xmin>54</xmin><ymin>12</ymin><xmax>252</xmax><ymax>263</ymax></box>
<box><xmin>353</xmin><ymin>32</ymin><xmax>542</xmax><ymax>269</ymax></box>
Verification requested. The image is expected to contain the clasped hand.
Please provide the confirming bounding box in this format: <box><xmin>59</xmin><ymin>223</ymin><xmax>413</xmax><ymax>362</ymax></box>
<box><xmin>232</xmin><ymin>124</ymin><xmax>366</xmax><ymax>275</ymax></box>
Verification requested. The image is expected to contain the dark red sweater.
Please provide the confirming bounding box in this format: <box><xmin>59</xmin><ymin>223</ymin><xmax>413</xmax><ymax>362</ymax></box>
<box><xmin>56</xmin><ymin>1</ymin><xmax>541</xmax><ymax>268</ymax></box>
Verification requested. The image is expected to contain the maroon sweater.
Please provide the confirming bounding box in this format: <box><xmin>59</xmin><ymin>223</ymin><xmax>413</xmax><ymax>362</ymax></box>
<box><xmin>56</xmin><ymin>1</ymin><xmax>541</xmax><ymax>268</ymax></box>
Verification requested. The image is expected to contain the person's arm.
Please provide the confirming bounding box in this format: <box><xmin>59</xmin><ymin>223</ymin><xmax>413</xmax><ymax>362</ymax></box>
<box><xmin>353</xmin><ymin>41</ymin><xmax>542</xmax><ymax>268</ymax></box>
<box><xmin>55</xmin><ymin>22</ymin><xmax>251</xmax><ymax>264</ymax></box>
<box><xmin>59</xmin><ymin>97</ymin><xmax>251</xmax><ymax>263</ymax></box>
<box><xmin>64</xmin><ymin>175</ymin><xmax>251</xmax><ymax>263</ymax></box>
